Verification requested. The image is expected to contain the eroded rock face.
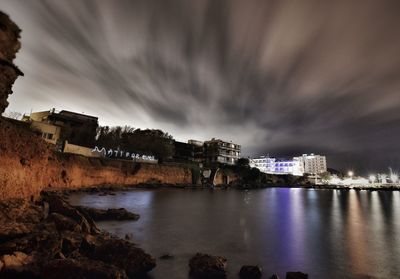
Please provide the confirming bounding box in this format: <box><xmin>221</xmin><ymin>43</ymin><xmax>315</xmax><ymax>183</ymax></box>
<box><xmin>42</xmin><ymin>193</ymin><xmax>98</xmax><ymax>234</ymax></box>
<box><xmin>189</xmin><ymin>253</ymin><xmax>227</xmax><ymax>279</ymax></box>
<box><xmin>0</xmin><ymin>11</ymin><xmax>23</xmax><ymax>114</ymax></box>
<box><xmin>0</xmin><ymin>194</ymin><xmax>156</xmax><ymax>278</ymax></box>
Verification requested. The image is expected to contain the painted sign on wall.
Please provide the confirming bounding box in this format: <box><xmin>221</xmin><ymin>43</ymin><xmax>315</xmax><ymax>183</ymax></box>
<box><xmin>91</xmin><ymin>146</ymin><xmax>156</xmax><ymax>162</ymax></box>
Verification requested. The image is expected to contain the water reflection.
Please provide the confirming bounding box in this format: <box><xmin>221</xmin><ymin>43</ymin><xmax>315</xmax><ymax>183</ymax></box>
<box><xmin>69</xmin><ymin>189</ymin><xmax>400</xmax><ymax>279</ymax></box>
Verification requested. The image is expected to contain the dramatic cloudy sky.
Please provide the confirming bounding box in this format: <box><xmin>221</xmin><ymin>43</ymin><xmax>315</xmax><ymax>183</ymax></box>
<box><xmin>2</xmin><ymin>0</ymin><xmax>400</xmax><ymax>173</ymax></box>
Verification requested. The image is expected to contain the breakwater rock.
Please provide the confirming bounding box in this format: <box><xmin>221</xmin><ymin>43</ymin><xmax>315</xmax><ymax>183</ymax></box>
<box><xmin>75</xmin><ymin>206</ymin><xmax>140</xmax><ymax>221</ymax></box>
<box><xmin>0</xmin><ymin>193</ymin><xmax>156</xmax><ymax>278</ymax></box>
<box><xmin>189</xmin><ymin>253</ymin><xmax>227</xmax><ymax>278</ymax></box>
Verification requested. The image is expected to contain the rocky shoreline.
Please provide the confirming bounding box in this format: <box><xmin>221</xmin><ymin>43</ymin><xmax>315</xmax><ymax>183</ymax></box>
<box><xmin>57</xmin><ymin>182</ymin><xmax>400</xmax><ymax>193</ymax></box>
<box><xmin>0</xmin><ymin>189</ymin><xmax>310</xmax><ymax>279</ymax></box>
<box><xmin>0</xmin><ymin>193</ymin><xmax>155</xmax><ymax>278</ymax></box>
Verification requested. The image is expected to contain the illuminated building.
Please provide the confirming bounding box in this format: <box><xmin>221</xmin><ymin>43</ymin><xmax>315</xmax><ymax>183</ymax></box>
<box><xmin>250</xmin><ymin>153</ymin><xmax>327</xmax><ymax>176</ymax></box>
<box><xmin>249</xmin><ymin>156</ymin><xmax>304</xmax><ymax>176</ymax></box>
<box><xmin>302</xmin><ymin>153</ymin><xmax>327</xmax><ymax>174</ymax></box>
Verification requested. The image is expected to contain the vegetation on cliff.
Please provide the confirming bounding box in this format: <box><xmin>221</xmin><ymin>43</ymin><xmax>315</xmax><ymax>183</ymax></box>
<box><xmin>96</xmin><ymin>125</ymin><xmax>174</xmax><ymax>162</ymax></box>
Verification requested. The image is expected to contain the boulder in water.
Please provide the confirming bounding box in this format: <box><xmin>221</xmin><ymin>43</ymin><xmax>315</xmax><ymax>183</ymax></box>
<box><xmin>76</xmin><ymin>206</ymin><xmax>139</xmax><ymax>221</ymax></box>
<box><xmin>239</xmin><ymin>265</ymin><xmax>262</xmax><ymax>279</ymax></box>
<box><xmin>189</xmin><ymin>253</ymin><xmax>227</xmax><ymax>278</ymax></box>
<box><xmin>286</xmin><ymin>271</ymin><xmax>308</xmax><ymax>279</ymax></box>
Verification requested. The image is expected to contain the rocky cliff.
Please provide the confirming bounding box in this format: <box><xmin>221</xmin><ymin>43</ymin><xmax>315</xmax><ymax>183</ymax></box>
<box><xmin>0</xmin><ymin>12</ymin><xmax>23</xmax><ymax>114</ymax></box>
<box><xmin>0</xmin><ymin>118</ymin><xmax>193</xmax><ymax>200</ymax></box>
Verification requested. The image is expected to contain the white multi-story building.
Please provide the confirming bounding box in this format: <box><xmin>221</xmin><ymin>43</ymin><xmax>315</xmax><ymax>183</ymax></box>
<box><xmin>250</xmin><ymin>156</ymin><xmax>304</xmax><ymax>176</ymax></box>
<box><xmin>301</xmin><ymin>153</ymin><xmax>327</xmax><ymax>174</ymax></box>
<box><xmin>249</xmin><ymin>156</ymin><xmax>275</xmax><ymax>173</ymax></box>
<box><xmin>250</xmin><ymin>153</ymin><xmax>327</xmax><ymax>176</ymax></box>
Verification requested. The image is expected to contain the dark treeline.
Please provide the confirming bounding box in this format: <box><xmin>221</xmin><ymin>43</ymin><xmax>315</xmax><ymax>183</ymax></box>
<box><xmin>95</xmin><ymin>126</ymin><xmax>174</xmax><ymax>162</ymax></box>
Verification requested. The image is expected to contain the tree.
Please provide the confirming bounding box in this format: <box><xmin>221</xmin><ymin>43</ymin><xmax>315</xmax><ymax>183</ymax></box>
<box><xmin>94</xmin><ymin>126</ymin><xmax>174</xmax><ymax>162</ymax></box>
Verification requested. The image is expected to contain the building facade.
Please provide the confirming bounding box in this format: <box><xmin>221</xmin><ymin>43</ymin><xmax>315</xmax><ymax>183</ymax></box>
<box><xmin>172</xmin><ymin>141</ymin><xmax>195</xmax><ymax>162</ymax></box>
<box><xmin>249</xmin><ymin>156</ymin><xmax>304</xmax><ymax>176</ymax></box>
<box><xmin>23</xmin><ymin>109</ymin><xmax>98</xmax><ymax>148</ymax></box>
<box><xmin>203</xmin><ymin>138</ymin><xmax>241</xmax><ymax>166</ymax></box>
<box><xmin>188</xmin><ymin>139</ymin><xmax>204</xmax><ymax>163</ymax></box>
<box><xmin>301</xmin><ymin>153</ymin><xmax>327</xmax><ymax>174</ymax></box>
<box><xmin>250</xmin><ymin>153</ymin><xmax>327</xmax><ymax>176</ymax></box>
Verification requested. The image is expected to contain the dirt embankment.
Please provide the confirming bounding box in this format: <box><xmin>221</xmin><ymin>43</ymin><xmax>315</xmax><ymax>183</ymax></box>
<box><xmin>0</xmin><ymin>118</ymin><xmax>193</xmax><ymax>200</ymax></box>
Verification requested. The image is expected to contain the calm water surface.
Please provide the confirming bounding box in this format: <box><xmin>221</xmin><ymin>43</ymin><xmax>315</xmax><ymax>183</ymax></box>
<box><xmin>69</xmin><ymin>188</ymin><xmax>400</xmax><ymax>279</ymax></box>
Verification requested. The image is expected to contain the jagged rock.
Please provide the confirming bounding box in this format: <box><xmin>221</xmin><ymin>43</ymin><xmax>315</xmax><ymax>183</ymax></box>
<box><xmin>87</xmin><ymin>237</ymin><xmax>156</xmax><ymax>277</ymax></box>
<box><xmin>0</xmin><ymin>11</ymin><xmax>23</xmax><ymax>114</ymax></box>
<box><xmin>0</xmin><ymin>199</ymin><xmax>43</xmax><ymax>224</ymax></box>
<box><xmin>60</xmin><ymin>232</ymin><xmax>82</xmax><ymax>256</ymax></box>
<box><xmin>42</xmin><ymin>258</ymin><xmax>128</xmax><ymax>279</ymax></box>
<box><xmin>43</xmin><ymin>202</ymin><xmax>49</xmax><ymax>219</ymax></box>
<box><xmin>48</xmin><ymin>213</ymin><xmax>81</xmax><ymax>232</ymax></box>
<box><xmin>124</xmin><ymin>233</ymin><xmax>133</xmax><ymax>241</ymax></box>
<box><xmin>0</xmin><ymin>194</ymin><xmax>156</xmax><ymax>278</ymax></box>
<box><xmin>286</xmin><ymin>271</ymin><xmax>308</xmax><ymax>279</ymax></box>
<box><xmin>239</xmin><ymin>265</ymin><xmax>262</xmax><ymax>279</ymax></box>
<box><xmin>53</xmin><ymin>252</ymin><xmax>66</xmax><ymax>260</ymax></box>
<box><xmin>41</xmin><ymin>194</ymin><xmax>98</xmax><ymax>234</ymax></box>
<box><xmin>189</xmin><ymin>253</ymin><xmax>227</xmax><ymax>278</ymax></box>
<box><xmin>79</xmin><ymin>234</ymin><xmax>97</xmax><ymax>255</ymax></box>
<box><xmin>270</xmin><ymin>274</ymin><xmax>280</xmax><ymax>279</ymax></box>
<box><xmin>76</xmin><ymin>206</ymin><xmax>140</xmax><ymax>221</ymax></box>
<box><xmin>0</xmin><ymin>251</ymin><xmax>33</xmax><ymax>273</ymax></box>
<box><xmin>0</xmin><ymin>222</ymin><xmax>34</xmax><ymax>243</ymax></box>
<box><xmin>159</xmin><ymin>253</ymin><xmax>174</xmax><ymax>260</ymax></box>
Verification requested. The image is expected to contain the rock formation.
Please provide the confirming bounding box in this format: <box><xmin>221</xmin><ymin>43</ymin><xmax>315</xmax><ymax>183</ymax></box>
<box><xmin>0</xmin><ymin>11</ymin><xmax>23</xmax><ymax>114</ymax></box>
<box><xmin>189</xmin><ymin>253</ymin><xmax>227</xmax><ymax>278</ymax></box>
<box><xmin>75</xmin><ymin>206</ymin><xmax>140</xmax><ymax>221</ymax></box>
<box><xmin>0</xmin><ymin>193</ymin><xmax>156</xmax><ymax>278</ymax></box>
<box><xmin>286</xmin><ymin>271</ymin><xmax>308</xmax><ymax>279</ymax></box>
<box><xmin>239</xmin><ymin>265</ymin><xmax>262</xmax><ymax>279</ymax></box>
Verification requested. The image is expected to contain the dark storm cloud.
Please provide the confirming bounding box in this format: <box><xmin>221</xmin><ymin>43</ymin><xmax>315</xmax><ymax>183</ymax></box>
<box><xmin>2</xmin><ymin>0</ymin><xmax>400</xmax><ymax>173</ymax></box>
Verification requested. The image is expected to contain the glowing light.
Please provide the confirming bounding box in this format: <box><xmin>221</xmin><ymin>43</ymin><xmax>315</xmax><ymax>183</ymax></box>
<box><xmin>369</xmin><ymin>175</ymin><xmax>376</xmax><ymax>183</ymax></box>
<box><xmin>348</xmin><ymin>171</ymin><xmax>354</xmax><ymax>177</ymax></box>
<box><xmin>391</xmin><ymin>174</ymin><xmax>399</xmax><ymax>183</ymax></box>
